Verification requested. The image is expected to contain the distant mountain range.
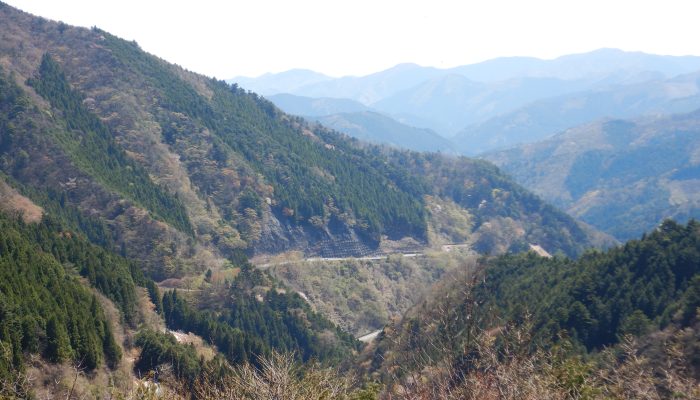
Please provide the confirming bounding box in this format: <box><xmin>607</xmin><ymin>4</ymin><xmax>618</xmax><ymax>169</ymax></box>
<box><xmin>371</xmin><ymin>75</ymin><xmax>593</xmax><ymax>136</ymax></box>
<box><xmin>267</xmin><ymin>93</ymin><xmax>371</xmax><ymax>116</ymax></box>
<box><xmin>232</xmin><ymin>69</ymin><xmax>331</xmax><ymax>95</ymax></box>
<box><xmin>484</xmin><ymin>110</ymin><xmax>700</xmax><ymax>240</ymax></box>
<box><xmin>448</xmin><ymin>48</ymin><xmax>700</xmax><ymax>82</ymax></box>
<box><xmin>233</xmin><ymin>51</ymin><xmax>700</xmax><ymax>240</ymax></box>
<box><xmin>313</xmin><ymin>111</ymin><xmax>454</xmax><ymax>153</ymax></box>
<box><xmin>231</xmin><ymin>49</ymin><xmax>700</xmax><ymax>101</ymax></box>
<box><xmin>455</xmin><ymin>71</ymin><xmax>700</xmax><ymax>154</ymax></box>
<box><xmin>232</xmin><ymin>49</ymin><xmax>700</xmax><ymax>150</ymax></box>
<box><xmin>266</xmin><ymin>94</ymin><xmax>454</xmax><ymax>153</ymax></box>
<box><xmin>233</xmin><ymin>63</ymin><xmax>444</xmax><ymax>104</ymax></box>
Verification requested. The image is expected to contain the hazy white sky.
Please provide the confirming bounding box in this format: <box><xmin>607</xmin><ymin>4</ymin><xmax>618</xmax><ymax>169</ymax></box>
<box><xmin>6</xmin><ymin>0</ymin><xmax>700</xmax><ymax>78</ymax></box>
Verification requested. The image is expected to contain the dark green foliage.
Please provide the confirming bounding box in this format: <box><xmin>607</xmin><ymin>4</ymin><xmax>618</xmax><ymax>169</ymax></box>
<box><xmin>4</xmin><ymin>214</ymin><xmax>141</xmax><ymax>325</ymax></box>
<box><xmin>12</xmin><ymin>182</ymin><xmax>116</xmax><ymax>249</ymax></box>
<box><xmin>146</xmin><ymin>279</ymin><xmax>163</xmax><ymax>315</ymax></box>
<box><xmin>0</xmin><ymin>68</ymin><xmax>31</xmax><ymax>159</ymax></box>
<box><xmin>134</xmin><ymin>329</ymin><xmax>201</xmax><ymax>383</ymax></box>
<box><xmin>0</xmin><ymin>214</ymin><xmax>122</xmax><ymax>376</ymax></box>
<box><xmin>237</xmin><ymin>188</ymin><xmax>263</xmax><ymax>217</ymax></box>
<box><xmin>480</xmin><ymin>219</ymin><xmax>700</xmax><ymax>351</ymax></box>
<box><xmin>162</xmin><ymin>264</ymin><xmax>359</xmax><ymax>368</ymax></box>
<box><xmin>206</xmin><ymin>83</ymin><xmax>427</xmax><ymax>241</ymax></box>
<box><xmin>26</xmin><ymin>54</ymin><xmax>193</xmax><ymax>235</ymax></box>
<box><xmin>682</xmin><ymin>275</ymin><xmax>700</xmax><ymax>325</ymax></box>
<box><xmin>45</xmin><ymin>316</ymin><xmax>71</xmax><ymax>363</ymax></box>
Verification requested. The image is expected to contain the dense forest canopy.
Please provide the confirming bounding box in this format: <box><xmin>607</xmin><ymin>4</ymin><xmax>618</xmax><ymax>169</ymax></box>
<box><xmin>481</xmin><ymin>219</ymin><xmax>700</xmax><ymax>350</ymax></box>
<box><xmin>0</xmin><ymin>213</ymin><xmax>130</xmax><ymax>378</ymax></box>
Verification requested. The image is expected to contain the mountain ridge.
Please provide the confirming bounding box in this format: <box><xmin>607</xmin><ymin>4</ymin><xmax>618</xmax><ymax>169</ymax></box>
<box><xmin>483</xmin><ymin>109</ymin><xmax>700</xmax><ymax>240</ymax></box>
<box><xmin>0</xmin><ymin>2</ymin><xmax>612</xmax><ymax>277</ymax></box>
<box><xmin>455</xmin><ymin>70</ymin><xmax>700</xmax><ymax>154</ymax></box>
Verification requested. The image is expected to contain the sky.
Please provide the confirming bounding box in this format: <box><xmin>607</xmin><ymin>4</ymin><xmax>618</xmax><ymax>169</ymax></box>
<box><xmin>5</xmin><ymin>0</ymin><xmax>700</xmax><ymax>79</ymax></box>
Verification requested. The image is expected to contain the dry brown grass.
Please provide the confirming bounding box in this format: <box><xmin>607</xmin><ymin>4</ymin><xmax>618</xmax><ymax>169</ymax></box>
<box><xmin>0</xmin><ymin>179</ymin><xmax>43</xmax><ymax>223</ymax></box>
<box><xmin>193</xmin><ymin>352</ymin><xmax>352</xmax><ymax>400</ymax></box>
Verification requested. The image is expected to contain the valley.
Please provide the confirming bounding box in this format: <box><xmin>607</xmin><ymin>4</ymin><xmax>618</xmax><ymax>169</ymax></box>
<box><xmin>0</xmin><ymin>1</ymin><xmax>699</xmax><ymax>398</ymax></box>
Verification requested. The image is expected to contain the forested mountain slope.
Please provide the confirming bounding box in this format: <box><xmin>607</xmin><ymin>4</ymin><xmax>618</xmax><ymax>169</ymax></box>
<box><xmin>1</xmin><ymin>2</ymin><xmax>695</xmax><ymax>398</ymax></box>
<box><xmin>362</xmin><ymin>220</ymin><xmax>700</xmax><ymax>397</ymax></box>
<box><xmin>484</xmin><ymin>110</ymin><xmax>700</xmax><ymax>240</ymax></box>
<box><xmin>0</xmin><ymin>206</ymin><xmax>361</xmax><ymax>398</ymax></box>
<box><xmin>0</xmin><ymin>2</ymin><xmax>607</xmax><ymax>279</ymax></box>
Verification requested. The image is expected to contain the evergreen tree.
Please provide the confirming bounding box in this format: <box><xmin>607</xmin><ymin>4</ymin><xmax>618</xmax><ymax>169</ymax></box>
<box><xmin>45</xmin><ymin>316</ymin><xmax>71</xmax><ymax>363</ymax></box>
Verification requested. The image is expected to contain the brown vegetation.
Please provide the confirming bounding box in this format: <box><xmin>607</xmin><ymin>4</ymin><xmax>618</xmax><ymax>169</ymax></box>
<box><xmin>0</xmin><ymin>178</ymin><xmax>43</xmax><ymax>222</ymax></box>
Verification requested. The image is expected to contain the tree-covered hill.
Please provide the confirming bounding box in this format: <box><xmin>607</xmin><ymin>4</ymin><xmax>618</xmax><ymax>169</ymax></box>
<box><xmin>481</xmin><ymin>219</ymin><xmax>700</xmax><ymax>349</ymax></box>
<box><xmin>361</xmin><ymin>220</ymin><xmax>700</xmax><ymax>397</ymax></box>
<box><xmin>0</xmin><ymin>212</ymin><xmax>136</xmax><ymax>384</ymax></box>
<box><xmin>484</xmin><ymin>110</ymin><xmax>700</xmax><ymax>241</ymax></box>
<box><xmin>0</xmin><ymin>207</ymin><xmax>362</xmax><ymax>398</ymax></box>
<box><xmin>0</xmin><ymin>2</ymin><xmax>607</xmax><ymax>279</ymax></box>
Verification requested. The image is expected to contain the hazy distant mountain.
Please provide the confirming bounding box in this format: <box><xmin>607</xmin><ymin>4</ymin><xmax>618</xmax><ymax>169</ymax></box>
<box><xmin>454</xmin><ymin>71</ymin><xmax>700</xmax><ymax>154</ymax></box>
<box><xmin>267</xmin><ymin>93</ymin><xmax>370</xmax><ymax>116</ymax></box>
<box><xmin>266</xmin><ymin>94</ymin><xmax>451</xmax><ymax>152</ymax></box>
<box><xmin>484</xmin><ymin>110</ymin><xmax>700</xmax><ymax>240</ymax></box>
<box><xmin>313</xmin><ymin>111</ymin><xmax>455</xmax><ymax>153</ymax></box>
<box><xmin>229</xmin><ymin>69</ymin><xmax>331</xmax><ymax>95</ymax></box>
<box><xmin>293</xmin><ymin>63</ymin><xmax>444</xmax><ymax>104</ymax></box>
<box><xmin>450</xmin><ymin>48</ymin><xmax>700</xmax><ymax>82</ymax></box>
<box><xmin>373</xmin><ymin>75</ymin><xmax>593</xmax><ymax>136</ymax></box>
<box><xmin>234</xmin><ymin>49</ymin><xmax>700</xmax><ymax>140</ymax></box>
<box><xmin>233</xmin><ymin>49</ymin><xmax>700</xmax><ymax>101</ymax></box>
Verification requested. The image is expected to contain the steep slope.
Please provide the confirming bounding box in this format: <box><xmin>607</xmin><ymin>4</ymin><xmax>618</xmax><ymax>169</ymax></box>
<box><xmin>0</xmin><ymin>5</ymin><xmax>429</xmax><ymax>269</ymax></box>
<box><xmin>0</xmin><ymin>3</ymin><xmax>608</xmax><ymax>271</ymax></box>
<box><xmin>313</xmin><ymin>112</ymin><xmax>455</xmax><ymax>153</ymax></box>
<box><xmin>0</xmin><ymin>208</ymin><xmax>153</xmax><ymax>398</ymax></box>
<box><xmin>0</xmin><ymin>205</ymin><xmax>361</xmax><ymax>397</ymax></box>
<box><xmin>362</xmin><ymin>220</ymin><xmax>700</xmax><ymax>397</ymax></box>
<box><xmin>484</xmin><ymin>110</ymin><xmax>700</xmax><ymax>241</ymax></box>
<box><xmin>456</xmin><ymin>72</ymin><xmax>700</xmax><ymax>154</ymax></box>
<box><xmin>383</xmin><ymin>151</ymin><xmax>616</xmax><ymax>256</ymax></box>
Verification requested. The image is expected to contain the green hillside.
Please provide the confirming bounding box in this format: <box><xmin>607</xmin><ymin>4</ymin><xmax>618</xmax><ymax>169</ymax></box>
<box><xmin>364</xmin><ymin>220</ymin><xmax>700</xmax><ymax>397</ymax></box>
<box><xmin>0</xmin><ymin>3</ymin><xmax>637</xmax><ymax>397</ymax></box>
<box><xmin>485</xmin><ymin>112</ymin><xmax>700</xmax><ymax>241</ymax></box>
<box><xmin>0</xmin><ymin>3</ymin><xmax>607</xmax><ymax>278</ymax></box>
<box><xmin>0</xmin><ymin>213</ymin><xmax>133</xmax><ymax>389</ymax></box>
